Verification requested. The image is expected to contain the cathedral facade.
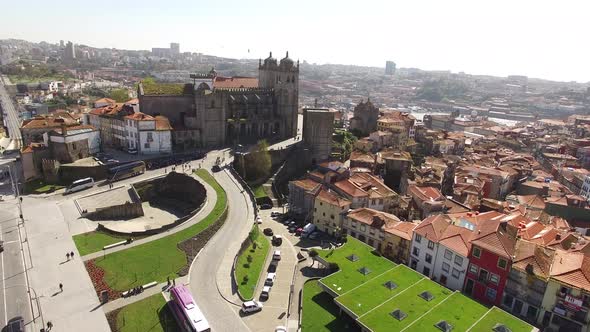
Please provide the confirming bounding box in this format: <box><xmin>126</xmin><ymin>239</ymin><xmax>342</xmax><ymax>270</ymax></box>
<box><xmin>138</xmin><ymin>52</ymin><xmax>299</xmax><ymax>148</ymax></box>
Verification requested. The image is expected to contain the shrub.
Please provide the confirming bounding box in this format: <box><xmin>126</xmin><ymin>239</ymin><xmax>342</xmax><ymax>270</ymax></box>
<box><xmin>247</xmin><ymin>255</ymin><xmax>253</xmax><ymax>263</ymax></box>
<box><xmin>243</xmin><ymin>275</ymin><xmax>249</xmax><ymax>282</ymax></box>
<box><xmin>309</xmin><ymin>249</ymin><xmax>318</xmax><ymax>258</ymax></box>
<box><xmin>243</xmin><ymin>263</ymin><xmax>250</xmax><ymax>268</ymax></box>
<box><xmin>328</xmin><ymin>262</ymin><xmax>340</xmax><ymax>272</ymax></box>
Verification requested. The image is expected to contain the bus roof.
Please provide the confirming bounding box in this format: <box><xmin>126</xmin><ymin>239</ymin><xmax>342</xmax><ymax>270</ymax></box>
<box><xmin>170</xmin><ymin>285</ymin><xmax>195</xmax><ymax>310</ymax></box>
<box><xmin>108</xmin><ymin>160</ymin><xmax>145</xmax><ymax>173</ymax></box>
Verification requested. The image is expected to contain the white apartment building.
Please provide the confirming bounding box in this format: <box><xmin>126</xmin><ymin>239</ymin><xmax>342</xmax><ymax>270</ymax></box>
<box><xmin>124</xmin><ymin>113</ymin><xmax>172</xmax><ymax>154</ymax></box>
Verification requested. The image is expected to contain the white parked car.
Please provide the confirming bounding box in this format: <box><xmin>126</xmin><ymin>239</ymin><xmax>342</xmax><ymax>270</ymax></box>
<box><xmin>255</xmin><ymin>216</ymin><xmax>263</xmax><ymax>224</ymax></box>
<box><xmin>261</xmin><ymin>286</ymin><xmax>271</xmax><ymax>300</ymax></box>
<box><xmin>265</xmin><ymin>272</ymin><xmax>277</xmax><ymax>286</ymax></box>
<box><xmin>275</xmin><ymin>326</ymin><xmax>287</xmax><ymax>332</ymax></box>
<box><xmin>241</xmin><ymin>300</ymin><xmax>263</xmax><ymax>313</ymax></box>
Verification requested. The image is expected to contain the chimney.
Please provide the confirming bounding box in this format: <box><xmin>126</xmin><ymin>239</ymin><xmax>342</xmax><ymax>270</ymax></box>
<box><xmin>61</xmin><ymin>123</ymin><xmax>67</xmax><ymax>136</ymax></box>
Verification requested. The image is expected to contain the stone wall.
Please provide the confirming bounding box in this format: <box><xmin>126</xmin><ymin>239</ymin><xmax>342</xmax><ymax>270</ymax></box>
<box><xmin>139</xmin><ymin>94</ymin><xmax>194</xmax><ymax>127</ymax></box>
<box><xmin>85</xmin><ymin>201</ymin><xmax>144</xmax><ymax>221</ymax></box>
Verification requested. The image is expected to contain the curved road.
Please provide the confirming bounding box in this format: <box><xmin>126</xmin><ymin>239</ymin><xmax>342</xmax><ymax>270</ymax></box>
<box><xmin>189</xmin><ymin>153</ymin><xmax>254</xmax><ymax>331</ymax></box>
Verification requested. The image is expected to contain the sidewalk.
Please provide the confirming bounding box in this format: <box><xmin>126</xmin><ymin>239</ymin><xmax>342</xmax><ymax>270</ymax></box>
<box><xmin>101</xmin><ymin>276</ymin><xmax>189</xmax><ymax>313</ymax></box>
<box><xmin>23</xmin><ymin>197</ymin><xmax>111</xmax><ymax>332</ymax></box>
<box><xmin>82</xmin><ymin>174</ymin><xmax>217</xmax><ymax>261</ymax></box>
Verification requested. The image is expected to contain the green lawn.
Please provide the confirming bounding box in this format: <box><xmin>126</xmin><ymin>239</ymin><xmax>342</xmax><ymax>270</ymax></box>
<box><xmin>336</xmin><ymin>265</ymin><xmax>424</xmax><ymax>317</ymax></box>
<box><xmin>94</xmin><ymin>169</ymin><xmax>227</xmax><ymax>291</ymax></box>
<box><xmin>319</xmin><ymin>238</ymin><xmax>395</xmax><ymax>295</ymax></box>
<box><xmin>468</xmin><ymin>307</ymin><xmax>535</xmax><ymax>332</ymax></box>
<box><xmin>251</xmin><ymin>184</ymin><xmax>268</xmax><ymax>199</ymax></box>
<box><xmin>405</xmin><ymin>292</ymin><xmax>488</xmax><ymax>332</ymax></box>
<box><xmin>302</xmin><ymin>280</ymin><xmax>359</xmax><ymax>332</ymax></box>
<box><xmin>235</xmin><ymin>226</ymin><xmax>271</xmax><ymax>300</ymax></box>
<box><xmin>23</xmin><ymin>179</ymin><xmax>64</xmax><ymax>194</ymax></box>
<box><xmin>358</xmin><ymin>278</ymin><xmax>452</xmax><ymax>331</ymax></box>
<box><xmin>115</xmin><ymin>293</ymin><xmax>179</xmax><ymax>332</ymax></box>
<box><xmin>73</xmin><ymin>231</ymin><xmax>130</xmax><ymax>256</ymax></box>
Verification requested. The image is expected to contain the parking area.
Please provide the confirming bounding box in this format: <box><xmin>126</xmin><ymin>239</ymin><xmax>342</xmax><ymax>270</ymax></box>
<box><xmin>237</xmin><ymin>208</ymin><xmax>300</xmax><ymax>331</ymax></box>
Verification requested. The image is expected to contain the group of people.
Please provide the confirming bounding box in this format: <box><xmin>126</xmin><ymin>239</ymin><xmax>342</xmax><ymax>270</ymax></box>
<box><xmin>65</xmin><ymin>251</ymin><xmax>75</xmax><ymax>261</ymax></box>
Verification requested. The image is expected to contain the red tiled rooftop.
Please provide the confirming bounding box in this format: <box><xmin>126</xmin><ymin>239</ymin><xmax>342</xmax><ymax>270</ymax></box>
<box><xmin>213</xmin><ymin>76</ymin><xmax>258</xmax><ymax>89</ymax></box>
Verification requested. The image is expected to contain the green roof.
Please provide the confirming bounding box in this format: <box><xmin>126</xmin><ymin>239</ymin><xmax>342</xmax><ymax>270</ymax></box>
<box><xmin>142</xmin><ymin>82</ymin><xmax>191</xmax><ymax>96</ymax></box>
<box><xmin>314</xmin><ymin>238</ymin><xmax>536</xmax><ymax>332</ymax></box>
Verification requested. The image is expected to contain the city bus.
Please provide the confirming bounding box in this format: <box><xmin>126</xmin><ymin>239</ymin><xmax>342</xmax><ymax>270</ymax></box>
<box><xmin>107</xmin><ymin>161</ymin><xmax>146</xmax><ymax>182</ymax></box>
<box><xmin>169</xmin><ymin>285</ymin><xmax>210</xmax><ymax>332</ymax></box>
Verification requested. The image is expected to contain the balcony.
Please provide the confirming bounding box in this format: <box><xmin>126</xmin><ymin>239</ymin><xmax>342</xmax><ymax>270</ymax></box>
<box><xmin>556</xmin><ymin>291</ymin><xmax>590</xmax><ymax>309</ymax></box>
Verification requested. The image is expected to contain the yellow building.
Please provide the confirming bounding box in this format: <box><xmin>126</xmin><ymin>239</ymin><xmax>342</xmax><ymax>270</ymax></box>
<box><xmin>541</xmin><ymin>250</ymin><xmax>590</xmax><ymax>332</ymax></box>
<box><xmin>312</xmin><ymin>187</ymin><xmax>351</xmax><ymax>236</ymax></box>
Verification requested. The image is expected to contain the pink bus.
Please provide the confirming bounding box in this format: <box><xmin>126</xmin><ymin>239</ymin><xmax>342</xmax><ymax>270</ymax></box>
<box><xmin>169</xmin><ymin>285</ymin><xmax>210</xmax><ymax>332</ymax></box>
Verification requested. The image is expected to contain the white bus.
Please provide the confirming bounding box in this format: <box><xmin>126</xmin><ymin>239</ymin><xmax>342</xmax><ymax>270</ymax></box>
<box><xmin>65</xmin><ymin>177</ymin><xmax>94</xmax><ymax>194</ymax></box>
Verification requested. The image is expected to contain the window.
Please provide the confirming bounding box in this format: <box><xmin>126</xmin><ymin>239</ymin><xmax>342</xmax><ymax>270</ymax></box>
<box><xmin>423</xmin><ymin>267</ymin><xmax>430</xmax><ymax>276</ymax></box>
<box><xmin>330</xmin><ymin>215</ymin><xmax>334</xmax><ymax>220</ymax></box>
<box><xmin>503</xmin><ymin>294</ymin><xmax>514</xmax><ymax>308</ymax></box>
<box><xmin>442</xmin><ymin>262</ymin><xmax>450</xmax><ymax>272</ymax></box>
<box><xmin>147</xmin><ymin>132</ymin><xmax>153</xmax><ymax>141</ymax></box>
<box><xmin>314</xmin><ymin>208</ymin><xmax>317</xmax><ymax>212</ymax></box>
<box><xmin>372</xmin><ymin>199</ymin><xmax>376</xmax><ymax>205</ymax></box>
<box><xmin>428</xmin><ymin>241</ymin><xmax>435</xmax><ymax>250</ymax></box>
<box><xmin>498</xmin><ymin>258</ymin><xmax>507</xmax><ymax>270</ymax></box>
<box><xmin>320</xmin><ymin>202</ymin><xmax>323</xmax><ymax>206</ymax></box>
<box><xmin>323</xmin><ymin>212</ymin><xmax>325</xmax><ymax>217</ymax></box>
<box><xmin>351</xmin><ymin>221</ymin><xmax>357</xmax><ymax>228</ymax></box>
<box><xmin>425</xmin><ymin>253</ymin><xmax>432</xmax><ymax>264</ymax></box>
<box><xmin>144</xmin><ymin>143</ymin><xmax>150</xmax><ymax>148</ymax></box>
<box><xmin>451</xmin><ymin>268</ymin><xmax>460</xmax><ymax>279</ymax></box>
<box><xmin>444</xmin><ymin>249</ymin><xmax>453</xmax><ymax>260</ymax></box>
<box><xmin>412</xmin><ymin>247</ymin><xmax>420</xmax><ymax>257</ymax></box>
<box><xmin>479</xmin><ymin>269</ymin><xmax>489</xmax><ymax>282</ymax></box>
<box><xmin>526</xmin><ymin>306</ymin><xmax>538</xmax><ymax>321</ymax></box>
<box><xmin>360</xmin><ymin>225</ymin><xmax>366</xmax><ymax>232</ymax></box>
<box><xmin>454</xmin><ymin>256</ymin><xmax>463</xmax><ymax>266</ymax></box>
<box><xmin>490</xmin><ymin>274</ymin><xmax>500</xmax><ymax>285</ymax></box>
<box><xmin>486</xmin><ymin>287</ymin><xmax>497</xmax><ymax>301</ymax></box>
<box><xmin>415</xmin><ymin>234</ymin><xmax>422</xmax><ymax>243</ymax></box>
<box><xmin>473</xmin><ymin>247</ymin><xmax>481</xmax><ymax>258</ymax></box>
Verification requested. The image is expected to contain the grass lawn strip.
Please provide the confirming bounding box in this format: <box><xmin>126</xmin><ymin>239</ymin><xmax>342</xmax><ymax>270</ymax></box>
<box><xmin>467</xmin><ymin>307</ymin><xmax>535</xmax><ymax>332</ymax></box>
<box><xmin>403</xmin><ymin>292</ymin><xmax>488</xmax><ymax>332</ymax></box>
<box><xmin>318</xmin><ymin>239</ymin><xmax>395</xmax><ymax>295</ymax></box>
<box><xmin>114</xmin><ymin>293</ymin><xmax>179</xmax><ymax>332</ymax></box>
<box><xmin>251</xmin><ymin>184</ymin><xmax>268</xmax><ymax>199</ymax></box>
<box><xmin>336</xmin><ymin>264</ymin><xmax>424</xmax><ymax>317</ymax></box>
<box><xmin>235</xmin><ymin>226</ymin><xmax>271</xmax><ymax>300</ymax></box>
<box><xmin>358</xmin><ymin>277</ymin><xmax>452</xmax><ymax>331</ymax></box>
<box><xmin>301</xmin><ymin>279</ymin><xmax>360</xmax><ymax>332</ymax></box>
<box><xmin>94</xmin><ymin>169</ymin><xmax>226</xmax><ymax>291</ymax></box>
<box><xmin>73</xmin><ymin>231</ymin><xmax>130</xmax><ymax>256</ymax></box>
<box><xmin>23</xmin><ymin>179</ymin><xmax>64</xmax><ymax>194</ymax></box>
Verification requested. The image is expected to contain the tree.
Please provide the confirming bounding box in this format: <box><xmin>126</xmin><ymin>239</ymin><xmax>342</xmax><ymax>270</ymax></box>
<box><xmin>109</xmin><ymin>89</ymin><xmax>130</xmax><ymax>102</ymax></box>
<box><xmin>247</xmin><ymin>140</ymin><xmax>272</xmax><ymax>180</ymax></box>
<box><xmin>309</xmin><ymin>249</ymin><xmax>319</xmax><ymax>267</ymax></box>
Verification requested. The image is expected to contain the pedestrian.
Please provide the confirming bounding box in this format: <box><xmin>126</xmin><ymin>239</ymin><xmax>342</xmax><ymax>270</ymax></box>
<box><xmin>172</xmin><ymin>278</ymin><xmax>176</xmax><ymax>286</ymax></box>
<box><xmin>70</xmin><ymin>251</ymin><xmax>74</xmax><ymax>259</ymax></box>
<box><xmin>167</xmin><ymin>276</ymin><xmax>170</xmax><ymax>286</ymax></box>
<box><xmin>66</xmin><ymin>253</ymin><xmax>70</xmax><ymax>261</ymax></box>
<box><xmin>59</xmin><ymin>283</ymin><xmax>63</xmax><ymax>292</ymax></box>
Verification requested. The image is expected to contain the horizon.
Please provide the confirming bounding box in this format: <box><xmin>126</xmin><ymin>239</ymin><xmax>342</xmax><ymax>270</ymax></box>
<box><xmin>1</xmin><ymin>0</ymin><xmax>589</xmax><ymax>83</ymax></box>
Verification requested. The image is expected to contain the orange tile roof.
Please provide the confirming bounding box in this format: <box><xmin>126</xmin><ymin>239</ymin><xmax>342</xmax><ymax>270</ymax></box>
<box><xmin>155</xmin><ymin>116</ymin><xmax>172</xmax><ymax>131</ymax></box>
<box><xmin>94</xmin><ymin>97</ymin><xmax>116</xmax><ymax>105</ymax></box>
<box><xmin>385</xmin><ymin>221</ymin><xmax>418</xmax><ymax>240</ymax></box>
<box><xmin>21</xmin><ymin>113</ymin><xmax>78</xmax><ymax>129</ymax></box>
<box><xmin>414</xmin><ymin>214</ymin><xmax>453</xmax><ymax>241</ymax></box>
<box><xmin>291</xmin><ymin>178</ymin><xmax>322</xmax><ymax>192</ymax></box>
<box><xmin>439</xmin><ymin>224</ymin><xmax>474</xmax><ymax>256</ymax></box>
<box><xmin>470</xmin><ymin>219</ymin><xmax>517</xmax><ymax>259</ymax></box>
<box><xmin>517</xmin><ymin>195</ymin><xmax>546</xmax><ymax>210</ymax></box>
<box><xmin>213</xmin><ymin>76</ymin><xmax>258</xmax><ymax>89</ymax></box>
<box><xmin>316</xmin><ymin>187</ymin><xmax>351</xmax><ymax>207</ymax></box>
<box><xmin>512</xmin><ymin>240</ymin><xmax>555</xmax><ymax>278</ymax></box>
<box><xmin>347</xmin><ymin>208</ymin><xmax>400</xmax><ymax>229</ymax></box>
<box><xmin>125</xmin><ymin>112</ymin><xmax>155</xmax><ymax>121</ymax></box>
<box><xmin>550</xmin><ymin>250</ymin><xmax>590</xmax><ymax>290</ymax></box>
<box><xmin>408</xmin><ymin>185</ymin><xmax>444</xmax><ymax>202</ymax></box>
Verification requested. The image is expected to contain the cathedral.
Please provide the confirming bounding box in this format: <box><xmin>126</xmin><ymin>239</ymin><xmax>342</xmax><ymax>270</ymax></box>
<box><xmin>138</xmin><ymin>52</ymin><xmax>299</xmax><ymax>148</ymax></box>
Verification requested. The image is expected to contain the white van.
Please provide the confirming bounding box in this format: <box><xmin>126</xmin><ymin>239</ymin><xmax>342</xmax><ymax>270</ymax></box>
<box><xmin>65</xmin><ymin>177</ymin><xmax>94</xmax><ymax>194</ymax></box>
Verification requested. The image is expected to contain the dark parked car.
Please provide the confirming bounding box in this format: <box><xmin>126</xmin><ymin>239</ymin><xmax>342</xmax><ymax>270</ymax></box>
<box><xmin>263</xmin><ymin>228</ymin><xmax>273</xmax><ymax>236</ymax></box>
<box><xmin>211</xmin><ymin>165</ymin><xmax>222</xmax><ymax>172</ymax></box>
<box><xmin>260</xmin><ymin>203</ymin><xmax>272</xmax><ymax>210</ymax></box>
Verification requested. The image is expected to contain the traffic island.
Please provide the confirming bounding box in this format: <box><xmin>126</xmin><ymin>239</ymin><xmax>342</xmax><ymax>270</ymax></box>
<box><xmin>234</xmin><ymin>225</ymin><xmax>271</xmax><ymax>300</ymax></box>
<box><xmin>84</xmin><ymin>169</ymin><xmax>227</xmax><ymax>300</ymax></box>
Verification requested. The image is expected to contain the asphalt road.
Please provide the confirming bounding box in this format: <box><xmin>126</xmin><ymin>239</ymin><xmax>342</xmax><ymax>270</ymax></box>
<box><xmin>189</xmin><ymin>151</ymin><xmax>253</xmax><ymax>331</ymax></box>
<box><xmin>0</xmin><ymin>200</ymin><xmax>33</xmax><ymax>331</ymax></box>
<box><xmin>0</xmin><ymin>76</ymin><xmax>22</xmax><ymax>149</ymax></box>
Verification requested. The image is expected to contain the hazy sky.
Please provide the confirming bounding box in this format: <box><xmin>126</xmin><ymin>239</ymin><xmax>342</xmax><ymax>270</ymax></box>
<box><xmin>1</xmin><ymin>0</ymin><xmax>589</xmax><ymax>82</ymax></box>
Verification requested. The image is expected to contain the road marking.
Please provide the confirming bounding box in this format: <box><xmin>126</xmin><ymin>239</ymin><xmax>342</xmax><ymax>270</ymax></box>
<box><xmin>1</xmin><ymin>223</ymin><xmax>7</xmax><ymax>325</ymax></box>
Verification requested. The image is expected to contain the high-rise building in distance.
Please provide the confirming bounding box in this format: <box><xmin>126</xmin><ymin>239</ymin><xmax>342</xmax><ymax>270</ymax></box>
<box><xmin>64</xmin><ymin>41</ymin><xmax>76</xmax><ymax>62</ymax></box>
<box><xmin>385</xmin><ymin>60</ymin><xmax>396</xmax><ymax>75</ymax></box>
